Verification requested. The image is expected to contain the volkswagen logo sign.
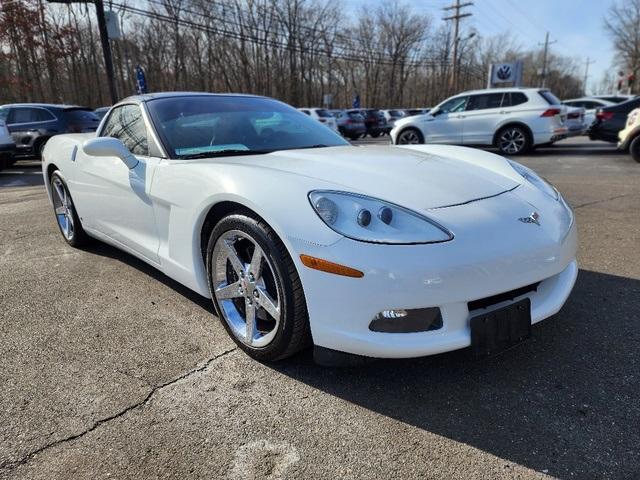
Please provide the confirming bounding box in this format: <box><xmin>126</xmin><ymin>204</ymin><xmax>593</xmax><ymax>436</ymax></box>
<box><xmin>496</xmin><ymin>64</ymin><xmax>512</xmax><ymax>81</ymax></box>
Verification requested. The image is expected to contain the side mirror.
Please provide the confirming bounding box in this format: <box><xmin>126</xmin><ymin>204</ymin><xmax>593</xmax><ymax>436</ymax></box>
<box><xmin>82</xmin><ymin>137</ymin><xmax>138</xmax><ymax>169</ymax></box>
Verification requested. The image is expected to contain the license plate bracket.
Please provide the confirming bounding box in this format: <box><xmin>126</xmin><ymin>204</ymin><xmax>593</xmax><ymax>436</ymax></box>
<box><xmin>470</xmin><ymin>298</ymin><xmax>532</xmax><ymax>357</ymax></box>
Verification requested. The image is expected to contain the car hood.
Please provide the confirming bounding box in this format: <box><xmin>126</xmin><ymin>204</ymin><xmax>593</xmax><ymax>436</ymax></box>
<box><xmin>219</xmin><ymin>145</ymin><xmax>520</xmax><ymax>209</ymax></box>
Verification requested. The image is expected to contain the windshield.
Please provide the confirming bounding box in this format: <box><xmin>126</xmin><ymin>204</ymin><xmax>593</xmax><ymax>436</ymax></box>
<box><xmin>146</xmin><ymin>96</ymin><xmax>348</xmax><ymax>158</ymax></box>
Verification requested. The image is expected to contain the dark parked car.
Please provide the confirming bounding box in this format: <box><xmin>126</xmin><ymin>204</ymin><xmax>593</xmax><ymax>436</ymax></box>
<box><xmin>588</xmin><ymin>96</ymin><xmax>640</xmax><ymax>143</ymax></box>
<box><xmin>94</xmin><ymin>106</ymin><xmax>111</xmax><ymax>120</ymax></box>
<box><xmin>330</xmin><ymin>109</ymin><xmax>366</xmax><ymax>140</ymax></box>
<box><xmin>0</xmin><ymin>104</ymin><xmax>100</xmax><ymax>157</ymax></box>
<box><xmin>353</xmin><ymin>108</ymin><xmax>390</xmax><ymax>137</ymax></box>
<box><xmin>404</xmin><ymin>108</ymin><xmax>431</xmax><ymax>116</ymax></box>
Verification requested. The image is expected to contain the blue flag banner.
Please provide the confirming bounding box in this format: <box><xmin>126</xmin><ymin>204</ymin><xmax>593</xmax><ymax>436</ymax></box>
<box><xmin>352</xmin><ymin>94</ymin><xmax>360</xmax><ymax>109</ymax></box>
<box><xmin>136</xmin><ymin>65</ymin><xmax>147</xmax><ymax>94</ymax></box>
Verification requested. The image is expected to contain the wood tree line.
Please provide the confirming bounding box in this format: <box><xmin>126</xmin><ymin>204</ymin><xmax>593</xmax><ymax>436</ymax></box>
<box><xmin>0</xmin><ymin>0</ymin><xmax>587</xmax><ymax>109</ymax></box>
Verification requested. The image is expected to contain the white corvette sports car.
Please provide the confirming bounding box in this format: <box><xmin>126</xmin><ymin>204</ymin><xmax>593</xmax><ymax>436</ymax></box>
<box><xmin>42</xmin><ymin>92</ymin><xmax>577</xmax><ymax>363</ymax></box>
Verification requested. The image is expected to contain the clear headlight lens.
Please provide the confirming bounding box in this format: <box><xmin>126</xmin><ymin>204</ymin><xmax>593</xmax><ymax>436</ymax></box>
<box><xmin>508</xmin><ymin>160</ymin><xmax>559</xmax><ymax>200</ymax></box>
<box><xmin>309</xmin><ymin>191</ymin><xmax>453</xmax><ymax>244</ymax></box>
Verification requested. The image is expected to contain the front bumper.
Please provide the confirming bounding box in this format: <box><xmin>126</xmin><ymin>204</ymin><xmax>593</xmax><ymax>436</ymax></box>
<box><xmin>290</xmin><ymin>190</ymin><xmax>578</xmax><ymax>358</ymax></box>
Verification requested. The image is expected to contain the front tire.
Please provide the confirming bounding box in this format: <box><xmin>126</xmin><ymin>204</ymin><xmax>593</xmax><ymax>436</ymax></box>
<box><xmin>629</xmin><ymin>136</ymin><xmax>640</xmax><ymax>163</ymax></box>
<box><xmin>50</xmin><ymin>172</ymin><xmax>90</xmax><ymax>247</ymax></box>
<box><xmin>496</xmin><ymin>126</ymin><xmax>531</xmax><ymax>155</ymax></box>
<box><xmin>206</xmin><ymin>212</ymin><xmax>311</xmax><ymax>361</ymax></box>
<box><xmin>396</xmin><ymin>128</ymin><xmax>424</xmax><ymax>145</ymax></box>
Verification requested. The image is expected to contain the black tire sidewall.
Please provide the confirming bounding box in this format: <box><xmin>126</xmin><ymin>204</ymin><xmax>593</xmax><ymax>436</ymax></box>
<box><xmin>630</xmin><ymin>136</ymin><xmax>640</xmax><ymax>163</ymax></box>
<box><xmin>206</xmin><ymin>213</ymin><xmax>301</xmax><ymax>361</ymax></box>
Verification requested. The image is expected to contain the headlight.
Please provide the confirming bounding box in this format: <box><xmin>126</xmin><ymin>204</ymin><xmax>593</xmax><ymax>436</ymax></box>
<box><xmin>308</xmin><ymin>191</ymin><xmax>453</xmax><ymax>244</ymax></box>
<box><xmin>508</xmin><ymin>160</ymin><xmax>558</xmax><ymax>200</ymax></box>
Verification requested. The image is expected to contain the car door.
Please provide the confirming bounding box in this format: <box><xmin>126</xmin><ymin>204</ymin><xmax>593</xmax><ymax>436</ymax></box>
<box><xmin>421</xmin><ymin>95</ymin><xmax>468</xmax><ymax>144</ymax></box>
<box><xmin>70</xmin><ymin>104</ymin><xmax>161</xmax><ymax>264</ymax></box>
<box><xmin>461</xmin><ymin>93</ymin><xmax>504</xmax><ymax>145</ymax></box>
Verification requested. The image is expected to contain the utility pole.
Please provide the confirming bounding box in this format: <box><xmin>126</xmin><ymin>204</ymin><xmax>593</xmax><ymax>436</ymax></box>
<box><xmin>47</xmin><ymin>0</ymin><xmax>118</xmax><ymax>104</ymax></box>
<box><xmin>538</xmin><ymin>32</ymin><xmax>557</xmax><ymax>88</ymax></box>
<box><xmin>443</xmin><ymin>0</ymin><xmax>473</xmax><ymax>92</ymax></box>
<box><xmin>582</xmin><ymin>57</ymin><xmax>595</xmax><ymax>95</ymax></box>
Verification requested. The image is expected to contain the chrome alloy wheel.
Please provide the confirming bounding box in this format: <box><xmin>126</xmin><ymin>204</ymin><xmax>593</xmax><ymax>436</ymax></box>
<box><xmin>398</xmin><ymin>129</ymin><xmax>421</xmax><ymax>144</ymax></box>
<box><xmin>52</xmin><ymin>177</ymin><xmax>75</xmax><ymax>240</ymax></box>
<box><xmin>499</xmin><ymin>128</ymin><xmax>526</xmax><ymax>154</ymax></box>
<box><xmin>212</xmin><ymin>230</ymin><xmax>281</xmax><ymax>348</ymax></box>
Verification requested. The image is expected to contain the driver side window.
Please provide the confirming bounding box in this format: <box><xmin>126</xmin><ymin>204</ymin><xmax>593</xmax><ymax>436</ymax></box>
<box><xmin>438</xmin><ymin>96</ymin><xmax>468</xmax><ymax>114</ymax></box>
<box><xmin>102</xmin><ymin>105</ymin><xmax>149</xmax><ymax>156</ymax></box>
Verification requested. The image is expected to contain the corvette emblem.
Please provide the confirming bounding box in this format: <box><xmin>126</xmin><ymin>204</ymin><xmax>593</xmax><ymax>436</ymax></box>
<box><xmin>519</xmin><ymin>212</ymin><xmax>541</xmax><ymax>226</ymax></box>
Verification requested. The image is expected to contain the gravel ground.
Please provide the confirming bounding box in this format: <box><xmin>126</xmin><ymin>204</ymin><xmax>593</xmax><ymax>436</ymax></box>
<box><xmin>0</xmin><ymin>137</ymin><xmax>639</xmax><ymax>479</ymax></box>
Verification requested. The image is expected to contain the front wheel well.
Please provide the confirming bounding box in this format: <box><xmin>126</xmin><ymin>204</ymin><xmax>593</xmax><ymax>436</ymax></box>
<box><xmin>493</xmin><ymin>123</ymin><xmax>533</xmax><ymax>147</ymax></box>
<box><xmin>395</xmin><ymin>126</ymin><xmax>424</xmax><ymax>144</ymax></box>
<box><xmin>46</xmin><ymin>163</ymin><xmax>59</xmax><ymax>184</ymax></box>
<box><xmin>199</xmin><ymin>201</ymin><xmax>264</xmax><ymax>263</ymax></box>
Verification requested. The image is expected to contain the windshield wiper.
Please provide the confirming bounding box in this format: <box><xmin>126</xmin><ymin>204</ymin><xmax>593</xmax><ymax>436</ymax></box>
<box><xmin>177</xmin><ymin>149</ymin><xmax>273</xmax><ymax>159</ymax></box>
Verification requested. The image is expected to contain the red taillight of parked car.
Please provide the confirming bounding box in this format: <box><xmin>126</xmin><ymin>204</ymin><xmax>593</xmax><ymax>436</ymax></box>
<box><xmin>540</xmin><ymin>108</ymin><xmax>561</xmax><ymax>117</ymax></box>
<box><xmin>596</xmin><ymin>111</ymin><xmax>614</xmax><ymax>121</ymax></box>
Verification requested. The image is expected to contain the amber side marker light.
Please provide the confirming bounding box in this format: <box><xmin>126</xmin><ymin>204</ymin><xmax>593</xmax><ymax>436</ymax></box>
<box><xmin>299</xmin><ymin>254</ymin><xmax>364</xmax><ymax>278</ymax></box>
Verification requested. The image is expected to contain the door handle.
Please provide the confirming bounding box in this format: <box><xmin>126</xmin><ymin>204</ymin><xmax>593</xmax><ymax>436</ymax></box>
<box><xmin>499</xmin><ymin>110</ymin><xmax>507</xmax><ymax>114</ymax></box>
<box><xmin>457</xmin><ymin>114</ymin><xmax>466</xmax><ymax>119</ymax></box>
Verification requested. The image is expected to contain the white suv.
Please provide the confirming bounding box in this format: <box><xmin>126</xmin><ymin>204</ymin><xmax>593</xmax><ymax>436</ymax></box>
<box><xmin>298</xmin><ymin>108</ymin><xmax>338</xmax><ymax>132</ymax></box>
<box><xmin>390</xmin><ymin>88</ymin><xmax>567</xmax><ymax>155</ymax></box>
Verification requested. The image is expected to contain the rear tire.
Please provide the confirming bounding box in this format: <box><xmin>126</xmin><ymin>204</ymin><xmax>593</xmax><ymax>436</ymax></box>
<box><xmin>496</xmin><ymin>126</ymin><xmax>531</xmax><ymax>155</ymax></box>
<box><xmin>206</xmin><ymin>212</ymin><xmax>311</xmax><ymax>361</ymax></box>
<box><xmin>630</xmin><ymin>136</ymin><xmax>640</xmax><ymax>163</ymax></box>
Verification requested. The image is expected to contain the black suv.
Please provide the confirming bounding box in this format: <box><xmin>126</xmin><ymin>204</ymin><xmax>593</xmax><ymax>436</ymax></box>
<box><xmin>356</xmin><ymin>109</ymin><xmax>391</xmax><ymax>138</ymax></box>
<box><xmin>0</xmin><ymin>104</ymin><xmax>100</xmax><ymax>157</ymax></box>
<box><xmin>588</xmin><ymin>96</ymin><xmax>640</xmax><ymax>143</ymax></box>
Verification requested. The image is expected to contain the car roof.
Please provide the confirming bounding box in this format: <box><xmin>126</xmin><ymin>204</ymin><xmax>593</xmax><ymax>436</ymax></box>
<box><xmin>0</xmin><ymin>103</ymin><xmax>89</xmax><ymax>110</ymax></box>
<box><xmin>564</xmin><ymin>97</ymin><xmax>613</xmax><ymax>103</ymax></box>
<box><xmin>119</xmin><ymin>91</ymin><xmax>265</xmax><ymax>105</ymax></box>
<box><xmin>454</xmin><ymin>87</ymin><xmax>543</xmax><ymax>96</ymax></box>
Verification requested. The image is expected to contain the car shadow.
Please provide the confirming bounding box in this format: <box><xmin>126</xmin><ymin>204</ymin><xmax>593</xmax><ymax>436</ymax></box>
<box><xmin>76</xmin><ymin>240</ymin><xmax>640</xmax><ymax>478</ymax></box>
<box><xmin>82</xmin><ymin>240</ymin><xmax>214</xmax><ymax>314</ymax></box>
<box><xmin>0</xmin><ymin>160</ymin><xmax>44</xmax><ymax>187</ymax></box>
<box><xmin>267</xmin><ymin>269</ymin><xmax>640</xmax><ymax>479</ymax></box>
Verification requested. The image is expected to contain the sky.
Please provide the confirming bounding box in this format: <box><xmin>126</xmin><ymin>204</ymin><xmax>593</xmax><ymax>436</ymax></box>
<box><xmin>345</xmin><ymin>0</ymin><xmax>617</xmax><ymax>94</ymax></box>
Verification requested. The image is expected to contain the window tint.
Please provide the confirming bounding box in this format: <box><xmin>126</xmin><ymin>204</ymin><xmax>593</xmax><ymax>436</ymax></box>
<box><xmin>538</xmin><ymin>90</ymin><xmax>561</xmax><ymax>105</ymax></box>
<box><xmin>64</xmin><ymin>109</ymin><xmax>99</xmax><ymax>123</ymax></box>
<box><xmin>35</xmin><ymin>109</ymin><xmax>55</xmax><ymax>121</ymax></box>
<box><xmin>437</xmin><ymin>96</ymin><xmax>468</xmax><ymax>113</ymax></box>
<box><xmin>502</xmin><ymin>92</ymin><xmax>528</xmax><ymax>107</ymax></box>
<box><xmin>300</xmin><ymin>110</ymin><xmax>310</xmax><ymax>116</ymax></box>
<box><xmin>466</xmin><ymin>93</ymin><xmax>503</xmax><ymax>111</ymax></box>
<box><xmin>7</xmin><ymin>107</ymin><xmax>49</xmax><ymax>124</ymax></box>
<box><xmin>146</xmin><ymin>96</ymin><xmax>347</xmax><ymax>158</ymax></box>
<box><xmin>315</xmin><ymin>109</ymin><xmax>332</xmax><ymax>118</ymax></box>
<box><xmin>102</xmin><ymin>105</ymin><xmax>149</xmax><ymax>156</ymax></box>
<box><xmin>0</xmin><ymin>108</ymin><xmax>8</xmax><ymax>121</ymax></box>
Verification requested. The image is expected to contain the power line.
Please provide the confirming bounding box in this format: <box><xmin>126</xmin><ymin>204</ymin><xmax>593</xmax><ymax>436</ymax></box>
<box><xmin>112</xmin><ymin>2</ymin><xmax>451</xmax><ymax>69</ymax></box>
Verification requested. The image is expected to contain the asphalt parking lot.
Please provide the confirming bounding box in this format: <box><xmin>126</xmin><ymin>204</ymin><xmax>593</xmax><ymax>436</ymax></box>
<box><xmin>1</xmin><ymin>137</ymin><xmax>639</xmax><ymax>479</ymax></box>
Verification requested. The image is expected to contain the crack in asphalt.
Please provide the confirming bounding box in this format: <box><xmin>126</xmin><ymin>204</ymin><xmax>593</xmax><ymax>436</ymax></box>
<box><xmin>573</xmin><ymin>193</ymin><xmax>635</xmax><ymax>209</ymax></box>
<box><xmin>0</xmin><ymin>347</ymin><xmax>237</xmax><ymax>473</ymax></box>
